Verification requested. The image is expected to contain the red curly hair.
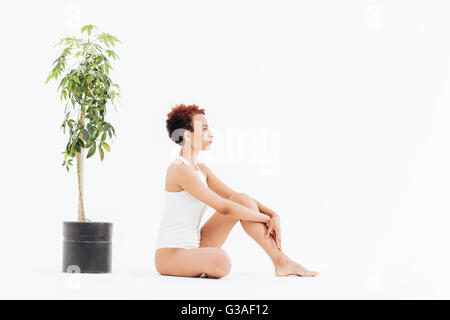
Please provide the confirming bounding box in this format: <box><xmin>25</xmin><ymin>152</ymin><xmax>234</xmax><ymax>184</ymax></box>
<box><xmin>166</xmin><ymin>104</ymin><xmax>206</xmax><ymax>145</ymax></box>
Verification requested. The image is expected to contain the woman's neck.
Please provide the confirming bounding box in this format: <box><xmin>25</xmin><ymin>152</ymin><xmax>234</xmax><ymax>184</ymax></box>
<box><xmin>179</xmin><ymin>150</ymin><xmax>198</xmax><ymax>166</ymax></box>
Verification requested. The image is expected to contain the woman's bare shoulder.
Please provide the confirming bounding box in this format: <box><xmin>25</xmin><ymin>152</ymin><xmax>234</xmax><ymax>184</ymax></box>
<box><xmin>165</xmin><ymin>160</ymin><xmax>185</xmax><ymax>192</ymax></box>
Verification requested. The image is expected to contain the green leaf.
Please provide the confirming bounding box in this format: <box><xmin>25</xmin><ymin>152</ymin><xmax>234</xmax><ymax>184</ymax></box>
<box><xmin>61</xmin><ymin>76</ymin><xmax>69</xmax><ymax>89</ymax></box>
<box><xmin>72</xmin><ymin>75</ymin><xmax>81</xmax><ymax>84</ymax></box>
<box><xmin>99</xmin><ymin>144</ymin><xmax>104</xmax><ymax>161</ymax></box>
<box><xmin>88</xmin><ymin>129</ymin><xmax>96</xmax><ymax>139</ymax></box>
<box><xmin>85</xmin><ymin>140</ymin><xmax>94</xmax><ymax>148</ymax></box>
<box><xmin>82</xmin><ymin>129</ymin><xmax>90</xmax><ymax>141</ymax></box>
<box><xmin>106</xmin><ymin>50</ymin><xmax>119</xmax><ymax>60</ymax></box>
<box><xmin>101</xmin><ymin>141</ymin><xmax>110</xmax><ymax>152</ymax></box>
<box><xmin>70</xmin><ymin>144</ymin><xmax>76</xmax><ymax>157</ymax></box>
<box><xmin>101</xmin><ymin>131</ymin><xmax>106</xmax><ymax>141</ymax></box>
<box><xmin>81</xmin><ymin>24</ymin><xmax>97</xmax><ymax>36</ymax></box>
<box><xmin>86</xmin><ymin>143</ymin><xmax>96</xmax><ymax>158</ymax></box>
<box><xmin>45</xmin><ymin>73</ymin><xmax>52</xmax><ymax>84</ymax></box>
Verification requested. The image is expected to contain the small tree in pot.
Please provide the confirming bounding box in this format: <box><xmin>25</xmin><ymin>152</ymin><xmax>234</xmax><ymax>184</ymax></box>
<box><xmin>46</xmin><ymin>24</ymin><xmax>121</xmax><ymax>273</ymax></box>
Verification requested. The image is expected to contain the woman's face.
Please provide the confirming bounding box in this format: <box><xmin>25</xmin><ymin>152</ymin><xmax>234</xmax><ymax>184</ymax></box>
<box><xmin>190</xmin><ymin>114</ymin><xmax>213</xmax><ymax>150</ymax></box>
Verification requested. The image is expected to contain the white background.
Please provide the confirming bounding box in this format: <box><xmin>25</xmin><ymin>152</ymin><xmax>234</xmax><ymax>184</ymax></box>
<box><xmin>1</xmin><ymin>0</ymin><xmax>449</xmax><ymax>299</ymax></box>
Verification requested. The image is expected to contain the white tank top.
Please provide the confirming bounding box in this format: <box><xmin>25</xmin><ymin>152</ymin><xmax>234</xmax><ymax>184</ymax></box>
<box><xmin>155</xmin><ymin>155</ymin><xmax>209</xmax><ymax>250</ymax></box>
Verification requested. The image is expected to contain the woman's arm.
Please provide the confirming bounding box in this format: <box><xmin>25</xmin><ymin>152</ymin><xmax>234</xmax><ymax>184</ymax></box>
<box><xmin>175</xmin><ymin>164</ymin><xmax>270</xmax><ymax>223</ymax></box>
<box><xmin>250</xmin><ymin>198</ymin><xmax>278</xmax><ymax>218</ymax></box>
<box><xmin>197</xmin><ymin>162</ymin><xmax>238</xmax><ymax>199</ymax></box>
<box><xmin>224</xmin><ymin>200</ymin><xmax>271</xmax><ymax>222</ymax></box>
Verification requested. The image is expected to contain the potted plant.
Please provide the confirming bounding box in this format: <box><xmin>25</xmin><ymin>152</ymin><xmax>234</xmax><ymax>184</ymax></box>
<box><xmin>45</xmin><ymin>24</ymin><xmax>121</xmax><ymax>273</ymax></box>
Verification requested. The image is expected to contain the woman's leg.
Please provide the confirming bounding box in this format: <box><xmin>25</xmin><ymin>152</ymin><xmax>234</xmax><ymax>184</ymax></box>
<box><xmin>155</xmin><ymin>247</ymin><xmax>231</xmax><ymax>279</ymax></box>
<box><xmin>199</xmin><ymin>192</ymin><xmax>319</xmax><ymax>276</ymax></box>
<box><xmin>199</xmin><ymin>194</ymin><xmax>240</xmax><ymax>248</ymax></box>
<box><xmin>231</xmin><ymin>193</ymin><xmax>319</xmax><ymax>277</ymax></box>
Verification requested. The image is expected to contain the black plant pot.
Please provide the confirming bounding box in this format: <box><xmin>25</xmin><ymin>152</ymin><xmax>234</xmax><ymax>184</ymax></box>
<box><xmin>62</xmin><ymin>221</ymin><xmax>113</xmax><ymax>273</ymax></box>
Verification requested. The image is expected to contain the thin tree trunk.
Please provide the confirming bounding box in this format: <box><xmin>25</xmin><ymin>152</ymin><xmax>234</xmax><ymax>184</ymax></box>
<box><xmin>76</xmin><ymin>111</ymin><xmax>86</xmax><ymax>222</ymax></box>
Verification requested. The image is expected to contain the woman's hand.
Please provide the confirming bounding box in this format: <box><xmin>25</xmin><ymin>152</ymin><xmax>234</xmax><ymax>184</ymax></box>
<box><xmin>265</xmin><ymin>214</ymin><xmax>281</xmax><ymax>249</ymax></box>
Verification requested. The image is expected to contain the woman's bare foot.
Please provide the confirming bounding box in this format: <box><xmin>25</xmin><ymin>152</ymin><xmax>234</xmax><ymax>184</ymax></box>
<box><xmin>274</xmin><ymin>255</ymin><xmax>320</xmax><ymax>277</ymax></box>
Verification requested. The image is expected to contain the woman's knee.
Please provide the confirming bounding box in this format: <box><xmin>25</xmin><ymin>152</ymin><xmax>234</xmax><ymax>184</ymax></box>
<box><xmin>208</xmin><ymin>249</ymin><xmax>232</xmax><ymax>278</ymax></box>
<box><xmin>228</xmin><ymin>193</ymin><xmax>257</xmax><ymax>209</ymax></box>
